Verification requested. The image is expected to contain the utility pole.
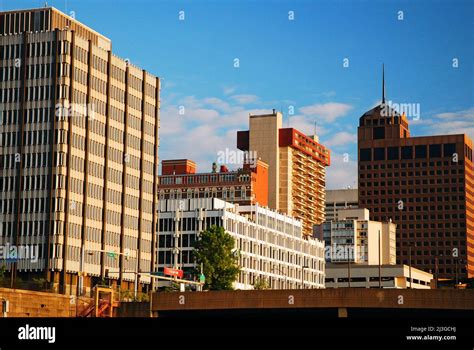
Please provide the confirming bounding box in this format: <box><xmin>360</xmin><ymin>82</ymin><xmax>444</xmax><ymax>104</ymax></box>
<box><xmin>348</xmin><ymin>259</ymin><xmax>351</xmax><ymax>288</ymax></box>
<box><xmin>173</xmin><ymin>205</ymin><xmax>181</xmax><ymax>271</ymax></box>
<box><xmin>348</xmin><ymin>243</ymin><xmax>353</xmax><ymax>287</ymax></box>
<box><xmin>134</xmin><ymin>252</ymin><xmax>139</xmax><ymax>298</ymax></box>
<box><xmin>271</xmin><ymin>265</ymin><xmax>288</xmax><ymax>290</ymax></box>
<box><xmin>301</xmin><ymin>267</ymin><xmax>304</xmax><ymax>289</ymax></box>
<box><xmin>409</xmin><ymin>246</ymin><xmax>412</xmax><ymax>289</ymax></box>
<box><xmin>301</xmin><ymin>265</ymin><xmax>309</xmax><ymax>289</ymax></box>
<box><xmin>173</xmin><ymin>201</ymin><xmax>183</xmax><ymax>290</ymax></box>
<box><xmin>455</xmin><ymin>258</ymin><xmax>459</xmax><ymax>288</ymax></box>
<box><xmin>78</xmin><ymin>245</ymin><xmax>85</xmax><ymax>296</ymax></box>
<box><xmin>378</xmin><ymin>230</ymin><xmax>381</xmax><ymax>288</ymax></box>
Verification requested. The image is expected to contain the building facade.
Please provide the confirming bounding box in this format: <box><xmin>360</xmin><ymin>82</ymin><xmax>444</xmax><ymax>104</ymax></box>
<box><xmin>358</xmin><ymin>96</ymin><xmax>474</xmax><ymax>279</ymax></box>
<box><xmin>157</xmin><ymin>198</ymin><xmax>326</xmax><ymax>289</ymax></box>
<box><xmin>325</xmin><ymin>263</ymin><xmax>432</xmax><ymax>289</ymax></box>
<box><xmin>158</xmin><ymin>158</ymin><xmax>269</xmax><ymax>206</ymax></box>
<box><xmin>0</xmin><ymin>7</ymin><xmax>160</xmax><ymax>294</ymax></box>
<box><xmin>325</xmin><ymin>188</ymin><xmax>358</xmax><ymax>222</ymax></box>
<box><xmin>316</xmin><ymin>208</ymin><xmax>396</xmax><ymax>265</ymax></box>
<box><xmin>237</xmin><ymin>110</ymin><xmax>331</xmax><ymax>236</ymax></box>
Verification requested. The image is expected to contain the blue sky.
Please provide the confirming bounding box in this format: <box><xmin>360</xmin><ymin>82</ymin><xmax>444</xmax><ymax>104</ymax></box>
<box><xmin>3</xmin><ymin>0</ymin><xmax>473</xmax><ymax>188</ymax></box>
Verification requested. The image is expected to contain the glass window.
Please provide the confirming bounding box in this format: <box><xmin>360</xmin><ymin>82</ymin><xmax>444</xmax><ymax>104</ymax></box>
<box><xmin>401</xmin><ymin>146</ymin><xmax>413</xmax><ymax>160</ymax></box>
<box><xmin>429</xmin><ymin>144</ymin><xmax>442</xmax><ymax>158</ymax></box>
<box><xmin>374</xmin><ymin>147</ymin><xmax>385</xmax><ymax>161</ymax></box>
<box><xmin>373</xmin><ymin>127</ymin><xmax>385</xmax><ymax>140</ymax></box>
<box><xmin>415</xmin><ymin>145</ymin><xmax>427</xmax><ymax>159</ymax></box>
<box><xmin>360</xmin><ymin>148</ymin><xmax>371</xmax><ymax>162</ymax></box>
<box><xmin>387</xmin><ymin>147</ymin><xmax>399</xmax><ymax>160</ymax></box>
<box><xmin>443</xmin><ymin>143</ymin><xmax>456</xmax><ymax>157</ymax></box>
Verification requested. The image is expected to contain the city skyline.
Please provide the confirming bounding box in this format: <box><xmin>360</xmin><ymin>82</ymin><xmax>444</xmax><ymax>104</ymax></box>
<box><xmin>0</xmin><ymin>3</ymin><xmax>473</xmax><ymax>343</ymax></box>
<box><xmin>2</xmin><ymin>0</ymin><xmax>473</xmax><ymax>189</ymax></box>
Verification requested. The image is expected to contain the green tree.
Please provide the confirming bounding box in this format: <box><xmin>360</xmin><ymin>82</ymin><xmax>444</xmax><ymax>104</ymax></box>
<box><xmin>253</xmin><ymin>277</ymin><xmax>270</xmax><ymax>290</ymax></box>
<box><xmin>193</xmin><ymin>225</ymin><xmax>240</xmax><ymax>290</ymax></box>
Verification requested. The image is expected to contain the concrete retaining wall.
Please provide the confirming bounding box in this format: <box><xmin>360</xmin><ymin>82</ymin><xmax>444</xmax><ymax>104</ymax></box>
<box><xmin>0</xmin><ymin>288</ymin><xmax>92</xmax><ymax>317</ymax></box>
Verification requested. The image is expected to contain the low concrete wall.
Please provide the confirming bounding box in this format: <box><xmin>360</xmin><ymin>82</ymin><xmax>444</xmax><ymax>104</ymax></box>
<box><xmin>0</xmin><ymin>288</ymin><xmax>92</xmax><ymax>317</ymax></box>
<box><xmin>151</xmin><ymin>289</ymin><xmax>474</xmax><ymax>313</ymax></box>
<box><xmin>114</xmin><ymin>302</ymin><xmax>150</xmax><ymax>317</ymax></box>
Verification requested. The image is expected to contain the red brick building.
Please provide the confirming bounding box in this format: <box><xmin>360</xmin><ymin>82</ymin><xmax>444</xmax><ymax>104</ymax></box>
<box><xmin>158</xmin><ymin>159</ymin><xmax>269</xmax><ymax>206</ymax></box>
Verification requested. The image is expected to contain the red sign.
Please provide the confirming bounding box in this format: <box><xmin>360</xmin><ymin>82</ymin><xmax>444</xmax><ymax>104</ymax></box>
<box><xmin>164</xmin><ymin>267</ymin><xmax>184</xmax><ymax>278</ymax></box>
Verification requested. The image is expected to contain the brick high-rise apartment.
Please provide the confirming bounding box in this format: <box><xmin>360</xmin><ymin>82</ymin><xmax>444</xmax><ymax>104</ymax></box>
<box><xmin>358</xmin><ymin>83</ymin><xmax>474</xmax><ymax>280</ymax></box>
<box><xmin>0</xmin><ymin>7</ymin><xmax>160</xmax><ymax>294</ymax></box>
<box><xmin>237</xmin><ymin>110</ymin><xmax>331</xmax><ymax>236</ymax></box>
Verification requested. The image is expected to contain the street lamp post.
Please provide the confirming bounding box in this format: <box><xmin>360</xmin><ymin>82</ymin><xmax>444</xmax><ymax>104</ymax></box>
<box><xmin>270</xmin><ymin>266</ymin><xmax>288</xmax><ymax>290</ymax></box>
<box><xmin>79</xmin><ymin>248</ymin><xmax>130</xmax><ymax>297</ymax></box>
<box><xmin>301</xmin><ymin>265</ymin><xmax>309</xmax><ymax>289</ymax></box>
<box><xmin>78</xmin><ymin>246</ymin><xmax>93</xmax><ymax>297</ymax></box>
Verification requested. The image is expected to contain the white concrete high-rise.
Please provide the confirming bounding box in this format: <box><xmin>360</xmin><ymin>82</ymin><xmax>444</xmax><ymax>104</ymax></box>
<box><xmin>157</xmin><ymin>198</ymin><xmax>326</xmax><ymax>289</ymax></box>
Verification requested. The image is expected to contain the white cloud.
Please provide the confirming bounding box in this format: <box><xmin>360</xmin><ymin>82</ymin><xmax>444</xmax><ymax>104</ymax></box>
<box><xmin>159</xmin><ymin>95</ymin><xmax>265</xmax><ymax>172</ymax></box>
<box><xmin>223</xmin><ymin>86</ymin><xmax>237</xmax><ymax>95</ymax></box>
<box><xmin>325</xmin><ymin>152</ymin><xmax>358</xmax><ymax>190</ymax></box>
<box><xmin>433</xmin><ymin>108</ymin><xmax>474</xmax><ymax>120</ymax></box>
<box><xmin>324</xmin><ymin>131</ymin><xmax>357</xmax><ymax>148</ymax></box>
<box><xmin>230</xmin><ymin>94</ymin><xmax>259</xmax><ymax>105</ymax></box>
<box><xmin>202</xmin><ymin>97</ymin><xmax>235</xmax><ymax>113</ymax></box>
<box><xmin>286</xmin><ymin>115</ymin><xmax>328</xmax><ymax>136</ymax></box>
<box><xmin>419</xmin><ymin>108</ymin><xmax>474</xmax><ymax>140</ymax></box>
<box><xmin>299</xmin><ymin>102</ymin><xmax>353</xmax><ymax>123</ymax></box>
<box><xmin>160</xmin><ymin>95</ymin><xmax>359</xmax><ymax>191</ymax></box>
<box><xmin>318</xmin><ymin>91</ymin><xmax>336</xmax><ymax>98</ymax></box>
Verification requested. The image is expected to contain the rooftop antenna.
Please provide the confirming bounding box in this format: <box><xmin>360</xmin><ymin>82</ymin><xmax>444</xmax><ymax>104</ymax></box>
<box><xmin>382</xmin><ymin>63</ymin><xmax>386</xmax><ymax>104</ymax></box>
<box><xmin>314</xmin><ymin>119</ymin><xmax>317</xmax><ymax>136</ymax></box>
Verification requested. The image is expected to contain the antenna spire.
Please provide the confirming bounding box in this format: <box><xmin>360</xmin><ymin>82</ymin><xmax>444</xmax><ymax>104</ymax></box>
<box><xmin>382</xmin><ymin>63</ymin><xmax>385</xmax><ymax>104</ymax></box>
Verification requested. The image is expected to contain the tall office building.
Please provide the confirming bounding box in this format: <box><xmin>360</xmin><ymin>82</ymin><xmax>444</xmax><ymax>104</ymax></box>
<box><xmin>0</xmin><ymin>8</ymin><xmax>161</xmax><ymax>294</ymax></box>
<box><xmin>358</xmin><ymin>71</ymin><xmax>474</xmax><ymax>280</ymax></box>
<box><xmin>237</xmin><ymin>110</ymin><xmax>331</xmax><ymax>236</ymax></box>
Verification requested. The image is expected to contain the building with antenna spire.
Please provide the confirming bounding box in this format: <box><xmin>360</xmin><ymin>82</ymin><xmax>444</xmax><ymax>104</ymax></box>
<box><xmin>358</xmin><ymin>66</ymin><xmax>474</xmax><ymax>281</ymax></box>
<box><xmin>382</xmin><ymin>63</ymin><xmax>386</xmax><ymax>105</ymax></box>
